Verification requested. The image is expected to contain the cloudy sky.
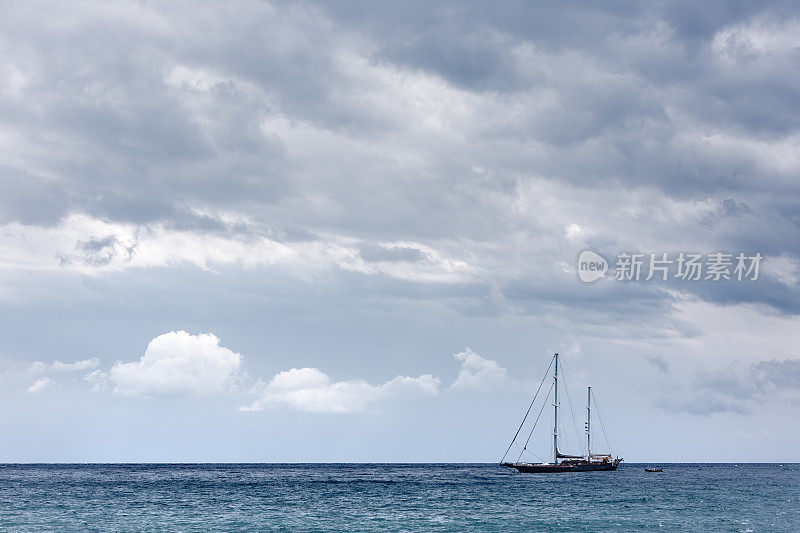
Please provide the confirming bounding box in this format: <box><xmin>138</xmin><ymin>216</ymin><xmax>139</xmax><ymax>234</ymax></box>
<box><xmin>1</xmin><ymin>0</ymin><xmax>799</xmax><ymax>462</ymax></box>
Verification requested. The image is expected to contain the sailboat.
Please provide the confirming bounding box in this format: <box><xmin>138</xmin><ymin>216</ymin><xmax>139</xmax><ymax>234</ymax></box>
<box><xmin>500</xmin><ymin>352</ymin><xmax>622</xmax><ymax>473</ymax></box>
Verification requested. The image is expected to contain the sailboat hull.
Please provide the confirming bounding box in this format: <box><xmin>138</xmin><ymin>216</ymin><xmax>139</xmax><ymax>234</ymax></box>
<box><xmin>503</xmin><ymin>461</ymin><xmax>620</xmax><ymax>473</ymax></box>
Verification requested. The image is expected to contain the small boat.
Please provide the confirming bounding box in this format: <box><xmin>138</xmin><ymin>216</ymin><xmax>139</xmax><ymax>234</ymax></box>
<box><xmin>500</xmin><ymin>352</ymin><xmax>622</xmax><ymax>473</ymax></box>
<box><xmin>645</xmin><ymin>468</ymin><xmax>663</xmax><ymax>472</ymax></box>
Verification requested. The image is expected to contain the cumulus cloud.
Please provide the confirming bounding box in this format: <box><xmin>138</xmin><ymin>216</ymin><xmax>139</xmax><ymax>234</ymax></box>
<box><xmin>42</xmin><ymin>335</ymin><xmax>525</xmax><ymax>411</ymax></box>
<box><xmin>27</xmin><ymin>377</ymin><xmax>55</xmax><ymax>394</ymax></box>
<box><xmin>84</xmin><ymin>369</ymin><xmax>108</xmax><ymax>393</ymax></box>
<box><xmin>108</xmin><ymin>331</ymin><xmax>243</xmax><ymax>397</ymax></box>
<box><xmin>449</xmin><ymin>348</ymin><xmax>508</xmax><ymax>392</ymax></box>
<box><xmin>241</xmin><ymin>367</ymin><xmax>440</xmax><ymax>413</ymax></box>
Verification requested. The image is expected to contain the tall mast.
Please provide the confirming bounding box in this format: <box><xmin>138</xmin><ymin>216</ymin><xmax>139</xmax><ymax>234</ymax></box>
<box><xmin>586</xmin><ymin>386</ymin><xmax>591</xmax><ymax>460</ymax></box>
<box><xmin>553</xmin><ymin>352</ymin><xmax>559</xmax><ymax>464</ymax></box>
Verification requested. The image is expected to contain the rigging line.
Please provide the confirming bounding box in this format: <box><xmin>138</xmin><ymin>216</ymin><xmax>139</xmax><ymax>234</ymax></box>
<box><xmin>500</xmin><ymin>354</ymin><xmax>555</xmax><ymax>463</ymax></box>
<box><xmin>562</xmin><ymin>370</ymin><xmax>582</xmax><ymax>455</ymax></box>
<box><xmin>592</xmin><ymin>392</ymin><xmax>614</xmax><ymax>455</ymax></box>
<box><xmin>520</xmin><ymin>448</ymin><xmax>545</xmax><ymax>463</ymax></box>
<box><xmin>558</xmin><ymin>359</ymin><xmax>585</xmax><ymax>456</ymax></box>
<box><xmin>516</xmin><ymin>383</ymin><xmax>553</xmax><ymax>464</ymax></box>
<box><xmin>516</xmin><ymin>380</ymin><xmax>555</xmax><ymax>463</ymax></box>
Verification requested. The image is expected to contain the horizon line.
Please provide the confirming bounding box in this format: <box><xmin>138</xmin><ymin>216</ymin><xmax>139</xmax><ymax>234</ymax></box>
<box><xmin>2</xmin><ymin>461</ymin><xmax>798</xmax><ymax>465</ymax></box>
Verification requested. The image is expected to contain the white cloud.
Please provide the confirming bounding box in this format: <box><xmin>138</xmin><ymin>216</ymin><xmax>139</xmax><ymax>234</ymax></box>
<box><xmin>449</xmin><ymin>348</ymin><xmax>508</xmax><ymax>392</ymax></box>
<box><xmin>565</xmin><ymin>223</ymin><xmax>584</xmax><ymax>240</ymax></box>
<box><xmin>0</xmin><ymin>214</ymin><xmax>473</xmax><ymax>285</ymax></box>
<box><xmin>242</xmin><ymin>367</ymin><xmax>440</xmax><ymax>413</ymax></box>
<box><xmin>762</xmin><ymin>254</ymin><xmax>800</xmax><ymax>287</ymax></box>
<box><xmin>84</xmin><ymin>369</ymin><xmax>108</xmax><ymax>393</ymax></box>
<box><xmin>27</xmin><ymin>376</ymin><xmax>55</xmax><ymax>394</ymax></box>
<box><xmin>27</xmin><ymin>361</ymin><xmax>48</xmax><ymax>374</ymax></box>
<box><xmin>51</xmin><ymin>358</ymin><xmax>100</xmax><ymax>372</ymax></box>
<box><xmin>108</xmin><ymin>331</ymin><xmax>243</xmax><ymax>397</ymax></box>
<box><xmin>29</xmin><ymin>357</ymin><xmax>100</xmax><ymax>374</ymax></box>
<box><xmin>712</xmin><ymin>18</ymin><xmax>800</xmax><ymax>58</ymax></box>
<box><xmin>381</xmin><ymin>374</ymin><xmax>441</xmax><ymax>396</ymax></box>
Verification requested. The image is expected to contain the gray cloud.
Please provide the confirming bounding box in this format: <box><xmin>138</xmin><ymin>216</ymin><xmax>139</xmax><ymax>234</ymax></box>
<box><xmin>707</xmin><ymin>359</ymin><xmax>800</xmax><ymax>398</ymax></box>
<box><xmin>646</xmin><ymin>354</ymin><xmax>670</xmax><ymax>374</ymax></box>
<box><xmin>358</xmin><ymin>244</ymin><xmax>427</xmax><ymax>264</ymax></box>
<box><xmin>0</xmin><ymin>2</ymin><xmax>798</xmax><ymax>324</ymax></box>
<box><xmin>656</xmin><ymin>394</ymin><xmax>749</xmax><ymax>416</ymax></box>
<box><xmin>2</xmin><ymin>0</ymin><xmax>800</xmax><ymax>463</ymax></box>
<box><xmin>659</xmin><ymin>358</ymin><xmax>800</xmax><ymax>415</ymax></box>
<box><xmin>75</xmin><ymin>236</ymin><xmax>125</xmax><ymax>267</ymax></box>
<box><xmin>3</xmin><ymin>2</ymin><xmax>798</xmax><ymax>222</ymax></box>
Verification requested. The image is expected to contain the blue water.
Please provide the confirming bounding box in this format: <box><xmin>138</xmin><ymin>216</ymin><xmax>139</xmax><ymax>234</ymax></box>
<box><xmin>0</xmin><ymin>464</ymin><xmax>797</xmax><ymax>531</ymax></box>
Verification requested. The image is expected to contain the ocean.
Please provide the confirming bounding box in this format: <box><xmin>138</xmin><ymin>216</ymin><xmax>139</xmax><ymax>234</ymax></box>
<box><xmin>0</xmin><ymin>463</ymin><xmax>797</xmax><ymax>531</ymax></box>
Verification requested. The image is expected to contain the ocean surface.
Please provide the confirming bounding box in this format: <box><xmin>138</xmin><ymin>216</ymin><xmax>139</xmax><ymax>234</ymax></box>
<box><xmin>0</xmin><ymin>463</ymin><xmax>797</xmax><ymax>531</ymax></box>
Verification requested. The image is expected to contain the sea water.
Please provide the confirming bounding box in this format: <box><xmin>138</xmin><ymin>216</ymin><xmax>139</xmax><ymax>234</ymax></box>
<box><xmin>0</xmin><ymin>463</ymin><xmax>797</xmax><ymax>531</ymax></box>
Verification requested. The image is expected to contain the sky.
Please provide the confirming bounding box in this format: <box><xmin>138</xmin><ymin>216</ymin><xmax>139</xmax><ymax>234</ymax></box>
<box><xmin>1</xmin><ymin>0</ymin><xmax>799</xmax><ymax>462</ymax></box>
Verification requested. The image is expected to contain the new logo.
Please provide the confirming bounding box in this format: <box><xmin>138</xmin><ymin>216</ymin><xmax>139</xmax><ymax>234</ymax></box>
<box><xmin>577</xmin><ymin>250</ymin><xmax>608</xmax><ymax>283</ymax></box>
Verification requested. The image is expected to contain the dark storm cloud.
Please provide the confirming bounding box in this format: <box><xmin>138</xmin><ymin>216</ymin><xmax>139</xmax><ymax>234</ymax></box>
<box><xmin>2</xmin><ymin>0</ymin><xmax>796</xmax><ymax>222</ymax></box>
<box><xmin>0</xmin><ymin>1</ymin><xmax>298</xmax><ymax>225</ymax></box>
<box><xmin>682</xmin><ymin>277</ymin><xmax>800</xmax><ymax>315</ymax></box>
<box><xmin>1</xmin><ymin>0</ymin><xmax>799</xmax><ymax>318</ymax></box>
<box><xmin>319</xmin><ymin>0</ymin><xmax>800</xmax><ymax>140</ymax></box>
